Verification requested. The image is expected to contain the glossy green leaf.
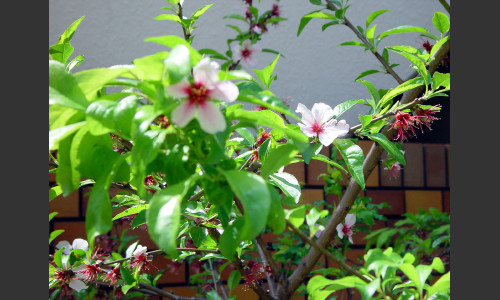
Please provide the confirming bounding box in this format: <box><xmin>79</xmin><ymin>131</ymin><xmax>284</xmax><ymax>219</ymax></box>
<box><xmin>154</xmin><ymin>14</ymin><xmax>182</xmax><ymax>24</ymax></box>
<box><xmin>49</xmin><ymin>43</ymin><xmax>74</xmax><ymax>64</ymax></box>
<box><xmin>430</xmin><ymin>35</ymin><xmax>449</xmax><ymax>57</ymax></box>
<box><xmin>49</xmin><ymin>60</ymin><xmax>88</xmax><ymax>111</ymax></box>
<box><xmin>227</xmin><ymin>270</ymin><xmax>241</xmax><ymax>292</ymax></box>
<box><xmin>191</xmin><ymin>4</ymin><xmax>213</xmax><ymax>21</ymax></box>
<box><xmin>355</xmin><ymin>69</ymin><xmax>380</xmax><ymax>81</ymax></box>
<box><xmin>219</xmin><ymin>218</ymin><xmax>244</xmax><ymax>259</ymax></box>
<box><xmin>426</xmin><ymin>272</ymin><xmax>450</xmax><ymax>296</ymax></box>
<box><xmin>297</xmin><ymin>11</ymin><xmax>336</xmax><ymax>36</ymax></box>
<box><xmin>67</xmin><ymin>55</ymin><xmax>85</xmax><ymax>72</ymax></box>
<box><xmin>49</xmin><ymin>230</ymin><xmax>64</xmax><ymax>245</ymax></box>
<box><xmin>377</xmin><ymin>25</ymin><xmax>428</xmax><ymax>40</ymax></box>
<box><xmin>146</xmin><ymin>177</ymin><xmax>195</xmax><ymax>257</ymax></box>
<box><xmin>56</xmin><ymin>132</ymin><xmax>81</xmax><ymax>196</ymax></box>
<box><xmin>286</xmin><ymin>205</ymin><xmax>306</xmax><ymax>228</ymax></box>
<box><xmin>269</xmin><ymin>172</ymin><xmax>301</xmax><ymax>203</ymax></box>
<box><xmin>58</xmin><ymin>16</ymin><xmax>85</xmax><ymax>44</ymax></box>
<box><xmin>254</xmin><ymin>54</ymin><xmax>280</xmax><ymax>89</ymax></box>
<box><xmin>130</xmin><ymin>52</ymin><xmax>169</xmax><ymax>81</ymax></box>
<box><xmin>358</xmin><ymin>79</ymin><xmax>380</xmax><ymax>104</ymax></box>
<box><xmin>333</xmin><ymin>139</ymin><xmax>365</xmax><ymax>189</ymax></box>
<box><xmin>387</xmin><ymin>48</ymin><xmax>429</xmax><ymax>83</ymax></box>
<box><xmin>112</xmin><ymin>205</ymin><xmax>148</xmax><ymax>221</ymax></box>
<box><xmin>261</xmin><ymin>144</ymin><xmax>299</xmax><ymax>178</ymax></box>
<box><xmin>366</xmin><ymin>24</ymin><xmax>377</xmax><ymax>45</ymax></box>
<box><xmin>85</xmin><ymin>100</ymin><xmax>117</xmax><ymax>135</ymax></box>
<box><xmin>378</xmin><ymin>77</ymin><xmax>424</xmax><ymax>109</ymax></box>
<box><xmin>432</xmin><ymin>12</ymin><xmax>450</xmax><ymax>34</ymax></box>
<box><xmin>337</xmin><ymin>41</ymin><xmax>367</xmax><ymax>47</ymax></box>
<box><xmin>310</xmin><ymin>153</ymin><xmax>347</xmax><ymax>174</ymax></box>
<box><xmin>267</xmin><ymin>183</ymin><xmax>286</xmax><ymax>234</ymax></box>
<box><xmin>363</xmin><ymin>133</ymin><xmax>405</xmax><ymax>165</ymax></box>
<box><xmin>366</xmin><ymin>9</ymin><xmax>389</xmax><ymax>28</ymax></box>
<box><xmin>49</xmin><ymin>121</ymin><xmax>86</xmax><ymax>151</ymax></box>
<box><xmin>223</xmin><ymin>170</ymin><xmax>271</xmax><ymax>240</ymax></box>
<box><xmin>74</xmin><ymin>67</ymin><xmax>130</xmax><ymax>100</ymax></box>
<box><xmin>331</xmin><ymin>99</ymin><xmax>364</xmax><ymax>120</ymax></box>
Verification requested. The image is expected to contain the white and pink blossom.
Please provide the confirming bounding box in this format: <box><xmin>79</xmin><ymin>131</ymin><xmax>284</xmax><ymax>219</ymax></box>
<box><xmin>166</xmin><ymin>58</ymin><xmax>239</xmax><ymax>134</ymax></box>
<box><xmin>295</xmin><ymin>102</ymin><xmax>349</xmax><ymax>146</ymax></box>
<box><xmin>336</xmin><ymin>213</ymin><xmax>356</xmax><ymax>244</ymax></box>
<box><xmin>55</xmin><ymin>238</ymin><xmax>89</xmax><ymax>255</ymax></box>
<box><xmin>232</xmin><ymin>40</ymin><xmax>262</xmax><ymax>67</ymax></box>
<box><xmin>133</xmin><ymin>245</ymin><xmax>148</xmax><ymax>258</ymax></box>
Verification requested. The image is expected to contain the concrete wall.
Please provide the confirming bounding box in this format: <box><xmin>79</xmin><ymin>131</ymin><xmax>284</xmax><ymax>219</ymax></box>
<box><xmin>49</xmin><ymin>0</ymin><xmax>447</xmax><ymax>125</ymax></box>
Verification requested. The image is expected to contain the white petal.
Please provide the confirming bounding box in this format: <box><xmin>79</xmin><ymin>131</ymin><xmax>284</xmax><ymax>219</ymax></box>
<box><xmin>318</xmin><ymin>130</ymin><xmax>337</xmax><ymax>146</ymax></box>
<box><xmin>55</xmin><ymin>241</ymin><xmax>72</xmax><ymax>254</ymax></box>
<box><xmin>231</xmin><ymin>44</ymin><xmax>242</xmax><ymax>61</ymax></box>
<box><xmin>335</xmin><ymin>119</ymin><xmax>350</xmax><ymax>133</ymax></box>
<box><xmin>196</xmin><ymin>101</ymin><xmax>227</xmax><ymax>134</ymax></box>
<box><xmin>165</xmin><ymin>79</ymin><xmax>191</xmax><ymax>98</ymax></box>
<box><xmin>336</xmin><ymin>224</ymin><xmax>344</xmax><ymax>239</ymax></box>
<box><xmin>298</xmin><ymin>122</ymin><xmax>316</xmax><ymax>138</ymax></box>
<box><xmin>209</xmin><ymin>81</ymin><xmax>239</xmax><ymax>103</ymax></box>
<box><xmin>242</xmin><ymin>39</ymin><xmax>252</xmax><ymax>49</ymax></box>
<box><xmin>318</xmin><ymin>120</ymin><xmax>350</xmax><ymax>146</ymax></box>
<box><xmin>345</xmin><ymin>213</ymin><xmax>356</xmax><ymax>227</ymax></box>
<box><xmin>348</xmin><ymin>235</ymin><xmax>354</xmax><ymax>244</ymax></box>
<box><xmin>72</xmin><ymin>238</ymin><xmax>89</xmax><ymax>252</ymax></box>
<box><xmin>311</xmin><ymin>102</ymin><xmax>334</xmax><ymax>124</ymax></box>
<box><xmin>251</xmin><ymin>43</ymin><xmax>262</xmax><ymax>53</ymax></box>
<box><xmin>133</xmin><ymin>245</ymin><xmax>148</xmax><ymax>257</ymax></box>
<box><xmin>295</xmin><ymin>103</ymin><xmax>315</xmax><ymax>126</ymax></box>
<box><xmin>193</xmin><ymin>58</ymin><xmax>220</xmax><ymax>88</ymax></box>
<box><xmin>69</xmin><ymin>279</ymin><xmax>88</xmax><ymax>292</ymax></box>
<box><xmin>171</xmin><ymin>100</ymin><xmax>197</xmax><ymax>128</ymax></box>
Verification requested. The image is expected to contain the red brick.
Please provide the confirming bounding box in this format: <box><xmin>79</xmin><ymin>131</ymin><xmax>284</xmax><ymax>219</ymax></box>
<box><xmin>424</xmin><ymin>144</ymin><xmax>447</xmax><ymax>188</ymax></box>
<box><xmin>51</xmin><ymin>221</ymin><xmax>87</xmax><ymax>246</ymax></box>
<box><xmin>365</xmin><ymin>190</ymin><xmax>405</xmax><ymax>215</ymax></box>
<box><xmin>307</xmin><ymin>146</ymin><xmax>330</xmax><ymax>186</ymax></box>
<box><xmin>405</xmin><ymin>190</ymin><xmax>442</xmax><ymax>214</ymax></box>
<box><xmin>445</xmin><ymin>144</ymin><xmax>450</xmax><ymax>187</ymax></box>
<box><xmin>283</xmin><ymin>162</ymin><xmax>306</xmax><ymax>184</ymax></box>
<box><xmin>443</xmin><ymin>190</ymin><xmax>450</xmax><ymax>213</ymax></box>
<box><xmin>220</xmin><ymin>263</ymin><xmax>237</xmax><ymax>281</ymax></box>
<box><xmin>161</xmin><ymin>286</ymin><xmax>198</xmax><ymax>299</ymax></box>
<box><xmin>153</xmin><ymin>255</ymin><xmax>186</xmax><ymax>285</ymax></box>
<box><xmin>402</xmin><ymin>143</ymin><xmax>424</xmax><ymax>187</ymax></box>
<box><xmin>223</xmin><ymin>284</ymin><xmax>259</xmax><ymax>300</ymax></box>
<box><xmin>49</xmin><ymin>189</ymin><xmax>80</xmax><ymax>218</ymax></box>
<box><xmin>352</xmin><ymin>220</ymin><xmax>386</xmax><ymax>245</ymax></box>
<box><xmin>300</xmin><ymin>189</ymin><xmax>324</xmax><ymax>205</ymax></box>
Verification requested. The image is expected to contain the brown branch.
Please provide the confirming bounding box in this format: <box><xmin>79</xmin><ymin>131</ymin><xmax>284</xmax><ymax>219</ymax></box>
<box><xmin>438</xmin><ymin>0</ymin><xmax>450</xmax><ymax>14</ymax></box>
<box><xmin>254</xmin><ymin>236</ymin><xmax>279</xmax><ymax>297</ymax></box>
<box><xmin>139</xmin><ymin>282</ymin><xmax>205</xmax><ymax>300</ymax></box>
<box><xmin>178</xmin><ymin>3</ymin><xmax>191</xmax><ymax>41</ymax></box>
<box><xmin>278</xmin><ymin>38</ymin><xmax>450</xmax><ymax>300</ymax></box>
<box><xmin>325</xmin><ymin>0</ymin><xmax>404</xmax><ymax>84</ymax></box>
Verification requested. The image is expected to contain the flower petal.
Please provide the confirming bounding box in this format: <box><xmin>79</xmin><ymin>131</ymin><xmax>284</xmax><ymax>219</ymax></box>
<box><xmin>210</xmin><ymin>81</ymin><xmax>239</xmax><ymax>103</ymax></box>
<box><xmin>69</xmin><ymin>279</ymin><xmax>88</xmax><ymax>292</ymax></box>
<box><xmin>231</xmin><ymin>44</ymin><xmax>242</xmax><ymax>61</ymax></box>
<box><xmin>55</xmin><ymin>240</ymin><xmax>72</xmax><ymax>254</ymax></box>
<box><xmin>133</xmin><ymin>245</ymin><xmax>148</xmax><ymax>257</ymax></box>
<box><xmin>298</xmin><ymin>122</ymin><xmax>316</xmax><ymax>138</ymax></box>
<box><xmin>165</xmin><ymin>78</ymin><xmax>190</xmax><ymax>98</ymax></box>
<box><xmin>318</xmin><ymin>119</ymin><xmax>350</xmax><ymax>146</ymax></box>
<box><xmin>196</xmin><ymin>101</ymin><xmax>227</xmax><ymax>134</ymax></box>
<box><xmin>311</xmin><ymin>102</ymin><xmax>334</xmax><ymax>124</ymax></box>
<box><xmin>345</xmin><ymin>213</ymin><xmax>356</xmax><ymax>227</ymax></box>
<box><xmin>295</xmin><ymin>103</ymin><xmax>315</xmax><ymax>126</ymax></box>
<box><xmin>171</xmin><ymin>100</ymin><xmax>197</xmax><ymax>128</ymax></box>
<box><xmin>348</xmin><ymin>235</ymin><xmax>354</xmax><ymax>244</ymax></box>
<box><xmin>72</xmin><ymin>238</ymin><xmax>89</xmax><ymax>252</ymax></box>
<box><xmin>193</xmin><ymin>58</ymin><xmax>220</xmax><ymax>88</ymax></box>
<box><xmin>336</xmin><ymin>224</ymin><xmax>344</xmax><ymax>239</ymax></box>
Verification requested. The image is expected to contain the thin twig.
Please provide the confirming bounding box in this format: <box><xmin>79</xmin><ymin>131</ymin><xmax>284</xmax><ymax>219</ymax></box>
<box><xmin>438</xmin><ymin>0</ymin><xmax>450</xmax><ymax>14</ymax></box>
<box><xmin>325</xmin><ymin>0</ymin><xmax>404</xmax><ymax>84</ymax></box>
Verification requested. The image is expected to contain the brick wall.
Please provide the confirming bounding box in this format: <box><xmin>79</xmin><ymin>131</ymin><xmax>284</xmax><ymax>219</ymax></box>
<box><xmin>49</xmin><ymin>141</ymin><xmax>450</xmax><ymax>300</ymax></box>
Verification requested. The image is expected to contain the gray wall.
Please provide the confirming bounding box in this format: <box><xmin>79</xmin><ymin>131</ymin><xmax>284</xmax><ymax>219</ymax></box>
<box><xmin>49</xmin><ymin>0</ymin><xmax>447</xmax><ymax>125</ymax></box>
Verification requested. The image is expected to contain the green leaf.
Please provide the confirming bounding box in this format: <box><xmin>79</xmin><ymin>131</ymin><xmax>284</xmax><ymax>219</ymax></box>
<box><xmin>286</xmin><ymin>205</ymin><xmax>306</xmax><ymax>228</ymax></box>
<box><xmin>53</xmin><ymin>248</ymin><xmax>65</xmax><ymax>269</ymax></box>
<box><xmin>254</xmin><ymin>54</ymin><xmax>280</xmax><ymax>89</ymax></box>
<box><xmin>363</xmin><ymin>133</ymin><xmax>405</xmax><ymax>165</ymax></box>
<box><xmin>112</xmin><ymin>205</ymin><xmax>149</xmax><ymax>221</ymax></box>
<box><xmin>338</xmin><ymin>41</ymin><xmax>367</xmax><ymax>48</ymax></box>
<box><xmin>430</xmin><ymin>35</ymin><xmax>449</xmax><ymax>57</ymax></box>
<box><xmin>191</xmin><ymin>4</ymin><xmax>213</xmax><ymax>22</ymax></box>
<box><xmin>366</xmin><ymin>10</ymin><xmax>389</xmax><ymax>28</ymax></box>
<box><xmin>398</xmin><ymin>263</ymin><xmax>422</xmax><ymax>293</ymax></box>
<box><xmin>377</xmin><ymin>25</ymin><xmax>428</xmax><ymax>41</ymax></box>
<box><xmin>74</xmin><ymin>67</ymin><xmax>130</xmax><ymax>100</ymax></box>
<box><xmin>199</xmin><ymin>48</ymin><xmax>228</xmax><ymax>60</ymax></box>
<box><xmin>58</xmin><ymin>16</ymin><xmax>85</xmax><ymax>44</ymax></box>
<box><xmin>146</xmin><ymin>177</ymin><xmax>196</xmax><ymax>258</ymax></box>
<box><xmin>377</xmin><ymin>77</ymin><xmax>425</xmax><ymax>109</ymax></box>
<box><xmin>223</xmin><ymin>14</ymin><xmax>248</xmax><ymax>22</ymax></box>
<box><xmin>332</xmin><ymin>99</ymin><xmax>365</xmax><ymax>119</ymax></box>
<box><xmin>355</xmin><ymin>69</ymin><xmax>380</xmax><ymax>81</ymax></box>
<box><xmin>426</xmin><ymin>272</ymin><xmax>450</xmax><ymax>296</ymax></box>
<box><xmin>310</xmin><ymin>154</ymin><xmax>347</xmax><ymax>174</ymax></box>
<box><xmin>322</xmin><ymin>20</ymin><xmax>340</xmax><ymax>31</ymax></box>
<box><xmin>56</xmin><ymin>132</ymin><xmax>81</xmax><ymax>196</ymax></box>
<box><xmin>267</xmin><ymin>183</ymin><xmax>286</xmax><ymax>234</ymax></box>
<box><xmin>86</xmin><ymin>154</ymin><xmax>128</xmax><ymax>249</ymax></box>
<box><xmin>154</xmin><ymin>14</ymin><xmax>182</xmax><ymax>24</ymax></box>
<box><xmin>49</xmin><ymin>60</ymin><xmax>89</xmax><ymax>111</ymax></box>
<box><xmin>49</xmin><ymin>230</ymin><xmax>64</xmax><ymax>245</ymax></box>
<box><xmin>130</xmin><ymin>52</ymin><xmax>169</xmax><ymax>81</ymax></box>
<box><xmin>387</xmin><ymin>48</ymin><xmax>429</xmax><ymax>83</ymax></box>
<box><xmin>120</xmin><ymin>265</ymin><xmax>136</xmax><ymax>285</ymax></box>
<box><xmin>49</xmin><ymin>43</ymin><xmax>74</xmax><ymax>64</ymax></box>
<box><xmin>235</xmin><ymin>128</ymin><xmax>255</xmax><ymax>145</ymax></box>
<box><xmin>261</xmin><ymin>144</ymin><xmax>299</xmax><ymax>178</ymax></box>
<box><xmin>269</xmin><ymin>172</ymin><xmax>301</xmax><ymax>204</ymax></box>
<box><xmin>85</xmin><ymin>100</ymin><xmax>117</xmax><ymax>135</ymax></box>
<box><xmin>49</xmin><ymin>121</ymin><xmax>86</xmax><ymax>151</ymax></box>
<box><xmin>67</xmin><ymin>55</ymin><xmax>85</xmax><ymax>72</ymax></box>
<box><xmin>430</xmin><ymin>257</ymin><xmax>445</xmax><ymax>273</ymax></box>
<box><xmin>219</xmin><ymin>218</ymin><xmax>244</xmax><ymax>259</ymax></box>
<box><xmin>333</xmin><ymin>139</ymin><xmax>365</xmax><ymax>189</ymax></box>
<box><xmin>145</xmin><ymin>35</ymin><xmax>201</xmax><ymax>65</ymax></box>
<box><xmin>298</xmin><ymin>11</ymin><xmax>336</xmax><ymax>36</ymax></box>
<box><xmin>432</xmin><ymin>72</ymin><xmax>450</xmax><ymax>90</ymax></box>
<box><xmin>223</xmin><ymin>170</ymin><xmax>272</xmax><ymax>240</ymax></box>
<box><xmin>357</xmin><ymin>79</ymin><xmax>380</xmax><ymax>104</ymax></box>
<box><xmin>164</xmin><ymin>44</ymin><xmax>191</xmax><ymax>84</ymax></box>
<box><xmin>366</xmin><ymin>24</ymin><xmax>377</xmax><ymax>45</ymax></box>
<box><xmin>206</xmin><ymin>291</ymin><xmax>223</xmax><ymax>300</ymax></box>
<box><xmin>432</xmin><ymin>12</ymin><xmax>450</xmax><ymax>34</ymax></box>
<box><xmin>227</xmin><ymin>270</ymin><xmax>241</xmax><ymax>292</ymax></box>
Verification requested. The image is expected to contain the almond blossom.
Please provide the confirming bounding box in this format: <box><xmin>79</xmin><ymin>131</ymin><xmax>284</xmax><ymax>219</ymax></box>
<box><xmin>166</xmin><ymin>58</ymin><xmax>239</xmax><ymax>134</ymax></box>
<box><xmin>295</xmin><ymin>102</ymin><xmax>349</xmax><ymax>146</ymax></box>
<box><xmin>336</xmin><ymin>213</ymin><xmax>356</xmax><ymax>244</ymax></box>
<box><xmin>232</xmin><ymin>40</ymin><xmax>262</xmax><ymax>67</ymax></box>
<box><xmin>55</xmin><ymin>238</ymin><xmax>89</xmax><ymax>255</ymax></box>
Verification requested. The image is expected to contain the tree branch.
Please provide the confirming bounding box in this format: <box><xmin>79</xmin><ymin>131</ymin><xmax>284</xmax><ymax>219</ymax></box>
<box><xmin>438</xmin><ymin>0</ymin><xmax>450</xmax><ymax>14</ymax></box>
<box><xmin>325</xmin><ymin>0</ymin><xmax>404</xmax><ymax>84</ymax></box>
<box><xmin>279</xmin><ymin>38</ymin><xmax>450</xmax><ymax>299</ymax></box>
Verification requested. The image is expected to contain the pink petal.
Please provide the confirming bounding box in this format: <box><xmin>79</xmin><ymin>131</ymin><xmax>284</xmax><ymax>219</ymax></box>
<box><xmin>171</xmin><ymin>100</ymin><xmax>197</xmax><ymax>128</ymax></box>
<box><xmin>209</xmin><ymin>81</ymin><xmax>239</xmax><ymax>103</ymax></box>
<box><xmin>165</xmin><ymin>79</ymin><xmax>190</xmax><ymax>98</ymax></box>
<box><xmin>311</xmin><ymin>102</ymin><xmax>334</xmax><ymax>124</ymax></box>
<box><xmin>345</xmin><ymin>213</ymin><xmax>356</xmax><ymax>227</ymax></box>
<box><xmin>336</xmin><ymin>224</ymin><xmax>344</xmax><ymax>239</ymax></box>
<box><xmin>69</xmin><ymin>279</ymin><xmax>88</xmax><ymax>292</ymax></box>
<box><xmin>193</xmin><ymin>58</ymin><xmax>220</xmax><ymax>88</ymax></box>
<box><xmin>196</xmin><ymin>101</ymin><xmax>227</xmax><ymax>134</ymax></box>
<box><xmin>72</xmin><ymin>238</ymin><xmax>89</xmax><ymax>252</ymax></box>
<box><xmin>295</xmin><ymin>103</ymin><xmax>315</xmax><ymax>126</ymax></box>
<box><xmin>298</xmin><ymin>122</ymin><xmax>316</xmax><ymax>138</ymax></box>
<box><xmin>348</xmin><ymin>235</ymin><xmax>354</xmax><ymax>244</ymax></box>
<box><xmin>231</xmin><ymin>44</ymin><xmax>242</xmax><ymax>61</ymax></box>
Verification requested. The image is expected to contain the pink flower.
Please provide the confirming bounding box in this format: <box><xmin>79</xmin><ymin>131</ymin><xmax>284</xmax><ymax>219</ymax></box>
<box><xmin>389</xmin><ymin>111</ymin><xmax>419</xmax><ymax>142</ymax></box>
<box><xmin>336</xmin><ymin>213</ymin><xmax>356</xmax><ymax>244</ymax></box>
<box><xmin>252</xmin><ymin>24</ymin><xmax>263</xmax><ymax>34</ymax></box>
<box><xmin>296</xmin><ymin>102</ymin><xmax>349</xmax><ymax>146</ymax></box>
<box><xmin>232</xmin><ymin>40</ymin><xmax>262</xmax><ymax>67</ymax></box>
<box><xmin>385</xmin><ymin>161</ymin><xmax>403</xmax><ymax>179</ymax></box>
<box><xmin>166</xmin><ymin>58</ymin><xmax>239</xmax><ymax>134</ymax></box>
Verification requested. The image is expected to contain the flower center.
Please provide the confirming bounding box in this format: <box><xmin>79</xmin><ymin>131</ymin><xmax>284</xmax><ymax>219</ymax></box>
<box><xmin>342</xmin><ymin>225</ymin><xmax>352</xmax><ymax>235</ymax></box>
<box><xmin>188</xmin><ymin>82</ymin><xmax>209</xmax><ymax>104</ymax></box>
<box><xmin>241</xmin><ymin>48</ymin><xmax>251</xmax><ymax>58</ymax></box>
<box><xmin>311</xmin><ymin>121</ymin><xmax>324</xmax><ymax>134</ymax></box>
